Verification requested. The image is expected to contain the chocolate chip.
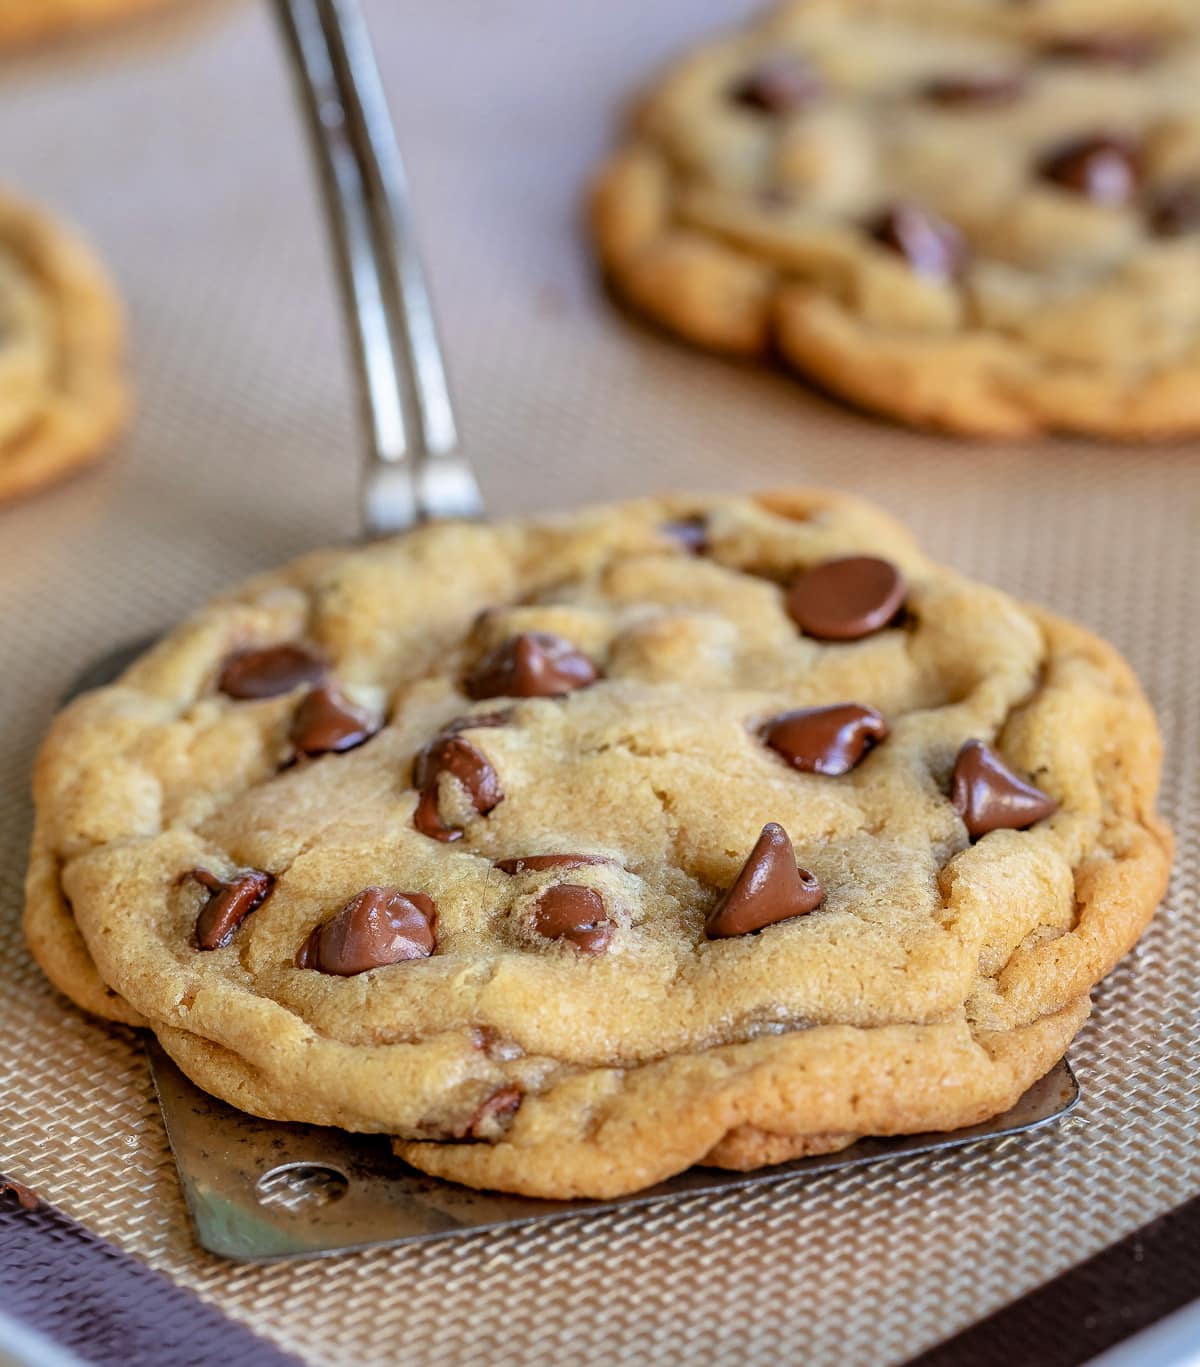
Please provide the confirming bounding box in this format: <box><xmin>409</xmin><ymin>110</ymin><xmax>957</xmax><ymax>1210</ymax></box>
<box><xmin>730</xmin><ymin>55</ymin><xmax>823</xmax><ymax>113</ymax></box>
<box><xmin>762</xmin><ymin>703</ymin><xmax>889</xmax><ymax>776</ymax></box>
<box><xmin>951</xmin><ymin>739</ymin><xmax>1058</xmax><ymax>840</ymax></box>
<box><xmin>786</xmin><ymin>555</ymin><xmax>907</xmax><ymax>641</ymax></box>
<box><xmin>1046</xmin><ymin>33</ymin><xmax>1161</xmax><ymax>66</ymax></box>
<box><xmin>413</xmin><ymin>734</ymin><xmax>504</xmax><ymax>842</ymax></box>
<box><xmin>0</xmin><ymin>1179</ymin><xmax>38</xmax><ymax>1212</ymax></box>
<box><xmin>758</xmin><ymin>186</ymin><xmax>797</xmax><ymax>212</ymax></box>
<box><xmin>465</xmin><ymin>632</ymin><xmax>598</xmax><ymax>700</ymax></box>
<box><xmin>531</xmin><ymin>884</ymin><xmax>613</xmax><ymax>953</ymax></box>
<box><xmin>922</xmin><ymin>71</ymin><xmax>1027</xmax><ymax>107</ymax></box>
<box><xmin>464</xmin><ymin>1086</ymin><xmax>522</xmax><ymax>1140</ymax></box>
<box><xmin>1148</xmin><ymin>182</ymin><xmax>1200</xmax><ymax>237</ymax></box>
<box><xmin>191</xmin><ymin>868</ymin><xmax>273</xmax><ymax>950</ymax></box>
<box><xmin>470</xmin><ymin>1026</ymin><xmax>524</xmax><ymax>1061</ymax></box>
<box><xmin>217</xmin><ymin>644</ymin><xmax>327</xmax><ymax>700</ymax></box>
<box><xmin>706</xmin><ymin>823</ymin><xmax>823</xmax><ymax>939</ymax></box>
<box><xmin>870</xmin><ymin>203</ymin><xmax>968</xmax><ymax>279</ymax></box>
<box><xmin>289</xmin><ymin>683</ymin><xmax>378</xmax><ymax>757</ymax></box>
<box><xmin>297</xmin><ymin>887</ymin><xmax>436</xmax><ymax>975</ymax></box>
<box><xmin>496</xmin><ymin>853</ymin><xmax>611</xmax><ymax>875</ymax></box>
<box><xmin>663</xmin><ymin>516</ymin><xmax>709</xmax><ymax>554</ymax></box>
<box><xmin>436</xmin><ymin>711</ymin><xmax>512</xmax><ymax>738</ymax></box>
<box><xmin>1039</xmin><ymin>134</ymin><xmax>1142</xmax><ymax>205</ymax></box>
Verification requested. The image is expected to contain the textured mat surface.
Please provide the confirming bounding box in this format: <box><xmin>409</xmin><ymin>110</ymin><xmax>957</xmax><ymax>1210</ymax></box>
<box><xmin>0</xmin><ymin>2</ymin><xmax>1197</xmax><ymax>1365</ymax></box>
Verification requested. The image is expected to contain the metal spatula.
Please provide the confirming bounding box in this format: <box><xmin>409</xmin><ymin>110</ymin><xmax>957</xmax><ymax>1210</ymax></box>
<box><xmin>63</xmin><ymin>0</ymin><xmax>1081</xmax><ymax>1262</ymax></box>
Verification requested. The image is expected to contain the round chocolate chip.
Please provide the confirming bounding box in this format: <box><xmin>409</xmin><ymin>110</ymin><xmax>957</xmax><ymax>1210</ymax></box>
<box><xmin>191</xmin><ymin>868</ymin><xmax>274</xmax><ymax>950</ymax></box>
<box><xmin>1045</xmin><ymin>33</ymin><xmax>1161</xmax><ymax>67</ymax></box>
<box><xmin>762</xmin><ymin>703</ymin><xmax>889</xmax><ymax>776</ymax></box>
<box><xmin>922</xmin><ymin>71</ymin><xmax>1026</xmax><ymax>107</ymax></box>
<box><xmin>786</xmin><ymin>556</ymin><xmax>908</xmax><ymax>642</ymax></box>
<box><xmin>1039</xmin><ymin>134</ymin><xmax>1142</xmax><ymax>206</ymax></box>
<box><xmin>951</xmin><ymin>740</ymin><xmax>1059</xmax><ymax>840</ymax></box>
<box><xmin>531</xmin><ymin>885</ymin><xmax>613</xmax><ymax>953</ymax></box>
<box><xmin>297</xmin><ymin>887</ymin><xmax>436</xmax><ymax>975</ymax></box>
<box><xmin>497</xmin><ymin>854</ymin><xmax>611</xmax><ymax>875</ymax></box>
<box><xmin>705</xmin><ymin>823</ymin><xmax>823</xmax><ymax>939</ymax></box>
<box><xmin>217</xmin><ymin>644</ymin><xmax>327</xmax><ymax>700</ymax></box>
<box><xmin>466</xmin><ymin>632</ymin><xmax>598</xmax><ymax>700</ymax></box>
<box><xmin>436</xmin><ymin>711</ymin><xmax>512</xmax><ymax>738</ymax></box>
<box><xmin>1148</xmin><ymin>182</ymin><xmax>1200</xmax><ymax>237</ymax></box>
<box><xmin>730</xmin><ymin>54</ymin><xmax>824</xmax><ymax>113</ymax></box>
<box><xmin>870</xmin><ymin>203</ymin><xmax>968</xmax><ymax>280</ymax></box>
<box><xmin>757</xmin><ymin>186</ymin><xmax>797</xmax><ymax>212</ymax></box>
<box><xmin>662</xmin><ymin>516</ymin><xmax>710</xmax><ymax>555</ymax></box>
<box><xmin>290</xmin><ymin>683</ymin><xmax>378</xmax><ymax>757</ymax></box>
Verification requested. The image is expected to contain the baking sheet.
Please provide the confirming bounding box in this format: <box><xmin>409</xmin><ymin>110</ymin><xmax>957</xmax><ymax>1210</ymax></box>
<box><xmin>0</xmin><ymin>2</ymin><xmax>1197</xmax><ymax>1364</ymax></box>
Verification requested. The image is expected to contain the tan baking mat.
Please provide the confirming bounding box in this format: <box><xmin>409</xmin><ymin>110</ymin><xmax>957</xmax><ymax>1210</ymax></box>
<box><xmin>1</xmin><ymin>2</ymin><xmax>1198</xmax><ymax>1364</ymax></box>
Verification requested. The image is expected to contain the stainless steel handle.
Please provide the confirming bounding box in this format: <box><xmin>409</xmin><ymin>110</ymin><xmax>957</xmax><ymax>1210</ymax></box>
<box><xmin>274</xmin><ymin>0</ymin><xmax>484</xmax><ymax>535</ymax></box>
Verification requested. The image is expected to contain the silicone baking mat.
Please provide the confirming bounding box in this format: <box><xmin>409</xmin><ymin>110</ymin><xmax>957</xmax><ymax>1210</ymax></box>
<box><xmin>0</xmin><ymin>2</ymin><xmax>1197</xmax><ymax>1363</ymax></box>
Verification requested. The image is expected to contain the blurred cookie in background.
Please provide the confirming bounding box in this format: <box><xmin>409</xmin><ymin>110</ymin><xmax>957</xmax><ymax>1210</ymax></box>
<box><xmin>591</xmin><ymin>0</ymin><xmax>1200</xmax><ymax>438</ymax></box>
<box><xmin>0</xmin><ymin>0</ymin><xmax>187</xmax><ymax>47</ymax></box>
<box><xmin>0</xmin><ymin>190</ymin><xmax>128</xmax><ymax>503</ymax></box>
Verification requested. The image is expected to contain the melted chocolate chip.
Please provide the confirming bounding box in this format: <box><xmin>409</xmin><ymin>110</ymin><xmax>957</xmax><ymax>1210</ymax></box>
<box><xmin>413</xmin><ymin>735</ymin><xmax>504</xmax><ymax>842</ymax></box>
<box><xmin>730</xmin><ymin>55</ymin><xmax>824</xmax><ymax>113</ymax></box>
<box><xmin>466</xmin><ymin>632</ymin><xmax>598</xmax><ymax>700</ymax></box>
<box><xmin>464</xmin><ymin>1086</ymin><xmax>523</xmax><ymax>1139</ymax></box>
<box><xmin>951</xmin><ymin>739</ymin><xmax>1059</xmax><ymax>840</ymax></box>
<box><xmin>437</xmin><ymin>711</ymin><xmax>512</xmax><ymax>738</ymax></box>
<box><xmin>1039</xmin><ymin>134</ymin><xmax>1142</xmax><ymax>205</ymax></box>
<box><xmin>758</xmin><ymin>186</ymin><xmax>797</xmax><ymax>212</ymax></box>
<box><xmin>496</xmin><ymin>853</ymin><xmax>611</xmax><ymax>875</ymax></box>
<box><xmin>762</xmin><ymin>703</ymin><xmax>889</xmax><ymax>776</ymax></box>
<box><xmin>289</xmin><ymin>683</ymin><xmax>379</xmax><ymax>757</ymax></box>
<box><xmin>786</xmin><ymin>555</ymin><xmax>907</xmax><ymax>642</ymax></box>
<box><xmin>663</xmin><ymin>516</ymin><xmax>710</xmax><ymax>554</ymax></box>
<box><xmin>191</xmin><ymin>868</ymin><xmax>273</xmax><ymax>950</ymax></box>
<box><xmin>1149</xmin><ymin>182</ymin><xmax>1200</xmax><ymax>237</ymax></box>
<box><xmin>297</xmin><ymin>887</ymin><xmax>436</xmax><ymax>975</ymax></box>
<box><xmin>532</xmin><ymin>884</ymin><xmax>613</xmax><ymax>953</ymax></box>
<box><xmin>706</xmin><ymin>823</ymin><xmax>823</xmax><ymax>939</ymax></box>
<box><xmin>217</xmin><ymin>644</ymin><xmax>327</xmax><ymax>700</ymax></box>
<box><xmin>870</xmin><ymin>203</ymin><xmax>967</xmax><ymax>279</ymax></box>
<box><xmin>1046</xmin><ymin>33</ymin><xmax>1161</xmax><ymax>66</ymax></box>
<box><xmin>470</xmin><ymin>1026</ymin><xmax>524</xmax><ymax>1061</ymax></box>
<box><xmin>922</xmin><ymin>71</ymin><xmax>1027</xmax><ymax>107</ymax></box>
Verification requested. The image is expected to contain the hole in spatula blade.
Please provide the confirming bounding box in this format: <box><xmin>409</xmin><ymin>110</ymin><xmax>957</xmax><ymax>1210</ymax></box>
<box><xmin>148</xmin><ymin>1041</ymin><xmax>1080</xmax><ymax>1263</ymax></box>
<box><xmin>256</xmin><ymin>1163</ymin><xmax>350</xmax><ymax>1211</ymax></box>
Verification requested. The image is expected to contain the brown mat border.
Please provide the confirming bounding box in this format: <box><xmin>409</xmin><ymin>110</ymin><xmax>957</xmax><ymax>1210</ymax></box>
<box><xmin>902</xmin><ymin>1190</ymin><xmax>1200</xmax><ymax>1367</ymax></box>
<box><xmin>0</xmin><ymin>1180</ymin><xmax>302</xmax><ymax>1367</ymax></box>
<box><xmin>5</xmin><ymin>1173</ymin><xmax>1198</xmax><ymax>1366</ymax></box>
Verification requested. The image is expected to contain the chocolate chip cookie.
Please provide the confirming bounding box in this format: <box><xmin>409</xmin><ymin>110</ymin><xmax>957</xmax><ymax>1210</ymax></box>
<box><xmin>25</xmin><ymin>492</ymin><xmax>1171</xmax><ymax>1197</ymax></box>
<box><xmin>0</xmin><ymin>191</ymin><xmax>128</xmax><ymax>503</ymax></box>
<box><xmin>0</xmin><ymin>0</ymin><xmax>180</xmax><ymax>47</ymax></box>
<box><xmin>591</xmin><ymin>0</ymin><xmax>1200</xmax><ymax>437</ymax></box>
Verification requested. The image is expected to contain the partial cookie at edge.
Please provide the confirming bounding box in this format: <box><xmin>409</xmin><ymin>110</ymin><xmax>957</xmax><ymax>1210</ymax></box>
<box><xmin>590</xmin><ymin>2</ymin><xmax>1200</xmax><ymax>437</ymax></box>
<box><xmin>0</xmin><ymin>190</ymin><xmax>128</xmax><ymax>502</ymax></box>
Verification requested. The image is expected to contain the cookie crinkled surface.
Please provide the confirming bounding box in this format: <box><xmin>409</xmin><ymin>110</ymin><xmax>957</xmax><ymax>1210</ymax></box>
<box><xmin>591</xmin><ymin>0</ymin><xmax>1200</xmax><ymax>437</ymax></box>
<box><xmin>25</xmin><ymin>491</ymin><xmax>1170</xmax><ymax>1197</ymax></box>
